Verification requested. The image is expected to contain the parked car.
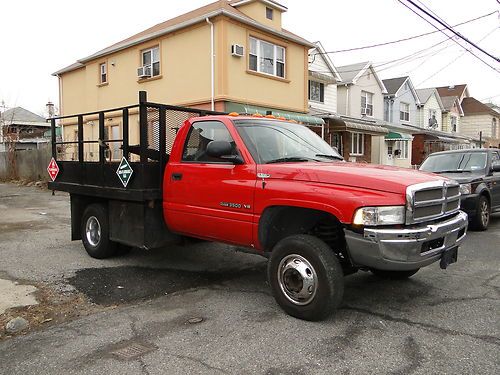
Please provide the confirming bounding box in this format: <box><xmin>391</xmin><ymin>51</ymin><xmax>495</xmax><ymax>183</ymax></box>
<box><xmin>420</xmin><ymin>148</ymin><xmax>500</xmax><ymax>230</ymax></box>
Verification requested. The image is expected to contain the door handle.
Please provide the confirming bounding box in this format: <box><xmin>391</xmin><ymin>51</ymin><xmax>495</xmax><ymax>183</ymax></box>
<box><xmin>171</xmin><ymin>173</ymin><xmax>183</xmax><ymax>181</ymax></box>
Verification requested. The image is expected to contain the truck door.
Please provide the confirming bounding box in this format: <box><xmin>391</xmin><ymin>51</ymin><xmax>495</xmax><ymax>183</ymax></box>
<box><xmin>164</xmin><ymin>120</ymin><xmax>256</xmax><ymax>245</ymax></box>
<box><xmin>490</xmin><ymin>151</ymin><xmax>500</xmax><ymax>209</ymax></box>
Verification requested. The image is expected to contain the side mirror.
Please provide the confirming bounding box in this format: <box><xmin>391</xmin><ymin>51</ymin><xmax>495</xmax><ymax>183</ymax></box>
<box><xmin>206</xmin><ymin>140</ymin><xmax>244</xmax><ymax>164</ymax></box>
<box><xmin>491</xmin><ymin>160</ymin><xmax>500</xmax><ymax>172</ymax></box>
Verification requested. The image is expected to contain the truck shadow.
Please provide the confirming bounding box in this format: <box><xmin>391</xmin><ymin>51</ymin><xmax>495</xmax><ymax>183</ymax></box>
<box><xmin>68</xmin><ymin>244</ymin><xmax>436</xmax><ymax>314</ymax></box>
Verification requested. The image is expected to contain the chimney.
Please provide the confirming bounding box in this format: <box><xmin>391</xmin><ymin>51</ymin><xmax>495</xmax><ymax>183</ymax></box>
<box><xmin>46</xmin><ymin>101</ymin><xmax>55</xmax><ymax>118</ymax></box>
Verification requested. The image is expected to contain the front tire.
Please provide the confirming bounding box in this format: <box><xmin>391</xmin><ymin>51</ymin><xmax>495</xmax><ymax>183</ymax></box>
<box><xmin>471</xmin><ymin>195</ymin><xmax>490</xmax><ymax>231</ymax></box>
<box><xmin>81</xmin><ymin>203</ymin><xmax>117</xmax><ymax>259</ymax></box>
<box><xmin>370</xmin><ymin>269</ymin><xmax>419</xmax><ymax>279</ymax></box>
<box><xmin>267</xmin><ymin>235</ymin><xmax>344</xmax><ymax>321</ymax></box>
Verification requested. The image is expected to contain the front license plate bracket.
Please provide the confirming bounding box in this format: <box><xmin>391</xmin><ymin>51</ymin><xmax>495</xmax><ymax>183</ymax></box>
<box><xmin>440</xmin><ymin>246</ymin><xmax>458</xmax><ymax>269</ymax></box>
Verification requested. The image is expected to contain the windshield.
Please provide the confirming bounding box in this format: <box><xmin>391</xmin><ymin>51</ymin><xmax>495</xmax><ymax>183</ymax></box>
<box><xmin>420</xmin><ymin>152</ymin><xmax>487</xmax><ymax>173</ymax></box>
<box><xmin>234</xmin><ymin>119</ymin><xmax>343</xmax><ymax>164</ymax></box>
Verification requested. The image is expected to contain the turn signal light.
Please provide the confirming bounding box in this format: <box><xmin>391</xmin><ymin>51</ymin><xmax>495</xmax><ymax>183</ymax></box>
<box><xmin>252</xmin><ymin>113</ymin><xmax>264</xmax><ymax>117</ymax></box>
<box><xmin>228</xmin><ymin>112</ymin><xmax>239</xmax><ymax>117</ymax></box>
<box><xmin>265</xmin><ymin>114</ymin><xmax>276</xmax><ymax>119</ymax></box>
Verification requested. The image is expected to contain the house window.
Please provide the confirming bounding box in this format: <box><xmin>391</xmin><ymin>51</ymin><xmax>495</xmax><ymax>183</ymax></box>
<box><xmin>395</xmin><ymin>140</ymin><xmax>409</xmax><ymax>159</ymax></box>
<box><xmin>141</xmin><ymin>46</ymin><xmax>160</xmax><ymax>77</ymax></box>
<box><xmin>350</xmin><ymin>132</ymin><xmax>364</xmax><ymax>155</ymax></box>
<box><xmin>428</xmin><ymin>109</ymin><xmax>437</xmax><ymax>128</ymax></box>
<box><xmin>99</xmin><ymin>62</ymin><xmax>107</xmax><ymax>84</ymax></box>
<box><xmin>492</xmin><ymin>118</ymin><xmax>497</xmax><ymax>138</ymax></box>
<box><xmin>400</xmin><ymin>102</ymin><xmax>410</xmax><ymax>122</ymax></box>
<box><xmin>331</xmin><ymin>133</ymin><xmax>342</xmax><ymax>155</ymax></box>
<box><xmin>361</xmin><ymin>91</ymin><xmax>373</xmax><ymax>116</ymax></box>
<box><xmin>308</xmin><ymin>81</ymin><xmax>324</xmax><ymax>103</ymax></box>
<box><xmin>451</xmin><ymin>116</ymin><xmax>457</xmax><ymax>132</ymax></box>
<box><xmin>266</xmin><ymin>7</ymin><xmax>273</xmax><ymax>20</ymax></box>
<box><xmin>249</xmin><ymin>37</ymin><xmax>285</xmax><ymax>78</ymax></box>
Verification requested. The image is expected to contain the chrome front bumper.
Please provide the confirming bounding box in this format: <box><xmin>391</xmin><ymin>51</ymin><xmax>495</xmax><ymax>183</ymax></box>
<box><xmin>345</xmin><ymin>211</ymin><xmax>468</xmax><ymax>271</ymax></box>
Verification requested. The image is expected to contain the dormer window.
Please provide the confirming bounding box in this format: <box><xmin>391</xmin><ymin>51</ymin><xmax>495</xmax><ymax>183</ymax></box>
<box><xmin>266</xmin><ymin>7</ymin><xmax>273</xmax><ymax>20</ymax></box>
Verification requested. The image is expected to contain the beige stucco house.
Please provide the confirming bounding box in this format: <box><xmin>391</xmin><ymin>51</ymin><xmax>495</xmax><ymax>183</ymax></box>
<box><xmin>53</xmin><ymin>0</ymin><xmax>318</xmax><ymax>159</ymax></box>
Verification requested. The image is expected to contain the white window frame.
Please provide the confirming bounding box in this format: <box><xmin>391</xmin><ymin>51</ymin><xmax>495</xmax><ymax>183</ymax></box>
<box><xmin>99</xmin><ymin>62</ymin><xmax>107</xmax><ymax>84</ymax></box>
<box><xmin>451</xmin><ymin>115</ymin><xmax>457</xmax><ymax>132</ymax></box>
<box><xmin>400</xmin><ymin>102</ymin><xmax>410</xmax><ymax>122</ymax></box>
<box><xmin>141</xmin><ymin>46</ymin><xmax>160</xmax><ymax>77</ymax></box>
<box><xmin>350</xmin><ymin>132</ymin><xmax>364</xmax><ymax>156</ymax></box>
<box><xmin>266</xmin><ymin>7</ymin><xmax>273</xmax><ymax>20</ymax></box>
<box><xmin>308</xmin><ymin>80</ymin><xmax>324</xmax><ymax>103</ymax></box>
<box><xmin>395</xmin><ymin>140</ymin><xmax>409</xmax><ymax>159</ymax></box>
<box><xmin>249</xmin><ymin>37</ymin><xmax>285</xmax><ymax>78</ymax></box>
<box><xmin>361</xmin><ymin>91</ymin><xmax>373</xmax><ymax>116</ymax></box>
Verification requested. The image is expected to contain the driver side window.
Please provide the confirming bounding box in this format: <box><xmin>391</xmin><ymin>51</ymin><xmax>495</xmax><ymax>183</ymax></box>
<box><xmin>182</xmin><ymin>121</ymin><xmax>237</xmax><ymax>162</ymax></box>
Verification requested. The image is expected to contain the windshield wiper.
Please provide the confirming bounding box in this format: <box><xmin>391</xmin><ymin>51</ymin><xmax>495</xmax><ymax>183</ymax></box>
<box><xmin>266</xmin><ymin>157</ymin><xmax>314</xmax><ymax>164</ymax></box>
<box><xmin>433</xmin><ymin>170</ymin><xmax>471</xmax><ymax>173</ymax></box>
<box><xmin>315</xmin><ymin>154</ymin><xmax>343</xmax><ymax>161</ymax></box>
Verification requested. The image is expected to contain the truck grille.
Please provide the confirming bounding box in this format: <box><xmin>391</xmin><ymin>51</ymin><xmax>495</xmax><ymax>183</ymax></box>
<box><xmin>406</xmin><ymin>181</ymin><xmax>461</xmax><ymax>224</ymax></box>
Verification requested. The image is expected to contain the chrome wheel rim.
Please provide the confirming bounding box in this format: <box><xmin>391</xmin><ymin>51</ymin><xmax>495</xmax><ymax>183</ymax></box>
<box><xmin>85</xmin><ymin>216</ymin><xmax>101</xmax><ymax>247</ymax></box>
<box><xmin>277</xmin><ymin>254</ymin><xmax>318</xmax><ymax>306</ymax></box>
<box><xmin>480</xmin><ymin>200</ymin><xmax>489</xmax><ymax>227</ymax></box>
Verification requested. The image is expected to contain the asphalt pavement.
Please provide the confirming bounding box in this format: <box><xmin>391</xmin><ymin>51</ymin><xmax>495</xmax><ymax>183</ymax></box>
<box><xmin>0</xmin><ymin>182</ymin><xmax>499</xmax><ymax>374</ymax></box>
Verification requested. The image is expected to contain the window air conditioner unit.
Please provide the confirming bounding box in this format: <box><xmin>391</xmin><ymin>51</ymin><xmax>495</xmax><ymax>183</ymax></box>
<box><xmin>137</xmin><ymin>66</ymin><xmax>151</xmax><ymax>78</ymax></box>
<box><xmin>361</xmin><ymin>108</ymin><xmax>367</xmax><ymax>115</ymax></box>
<box><xmin>231</xmin><ymin>44</ymin><xmax>244</xmax><ymax>57</ymax></box>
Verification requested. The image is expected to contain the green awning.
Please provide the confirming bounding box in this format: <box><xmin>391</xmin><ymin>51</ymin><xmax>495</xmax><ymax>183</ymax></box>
<box><xmin>385</xmin><ymin>131</ymin><xmax>412</xmax><ymax>140</ymax></box>
<box><xmin>226</xmin><ymin>102</ymin><xmax>325</xmax><ymax>126</ymax></box>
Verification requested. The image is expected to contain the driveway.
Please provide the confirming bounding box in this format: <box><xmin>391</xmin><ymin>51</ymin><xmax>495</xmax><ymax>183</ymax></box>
<box><xmin>0</xmin><ymin>183</ymin><xmax>499</xmax><ymax>374</ymax></box>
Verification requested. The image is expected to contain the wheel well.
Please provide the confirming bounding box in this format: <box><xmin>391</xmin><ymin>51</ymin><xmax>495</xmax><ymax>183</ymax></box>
<box><xmin>258</xmin><ymin>206</ymin><xmax>349</xmax><ymax>263</ymax></box>
<box><xmin>70</xmin><ymin>195</ymin><xmax>107</xmax><ymax>241</ymax></box>
<box><xmin>479</xmin><ymin>190</ymin><xmax>491</xmax><ymax>204</ymax></box>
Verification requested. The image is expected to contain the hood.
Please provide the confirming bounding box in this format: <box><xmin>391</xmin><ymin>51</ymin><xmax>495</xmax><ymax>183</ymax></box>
<box><xmin>261</xmin><ymin>162</ymin><xmax>449</xmax><ymax>194</ymax></box>
<box><xmin>428</xmin><ymin>171</ymin><xmax>484</xmax><ymax>184</ymax></box>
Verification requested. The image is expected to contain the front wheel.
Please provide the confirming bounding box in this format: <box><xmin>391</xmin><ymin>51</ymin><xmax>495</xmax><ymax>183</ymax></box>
<box><xmin>370</xmin><ymin>269</ymin><xmax>419</xmax><ymax>279</ymax></box>
<box><xmin>267</xmin><ymin>235</ymin><xmax>344</xmax><ymax>321</ymax></box>
<box><xmin>471</xmin><ymin>195</ymin><xmax>490</xmax><ymax>231</ymax></box>
<box><xmin>81</xmin><ymin>203</ymin><xmax>117</xmax><ymax>259</ymax></box>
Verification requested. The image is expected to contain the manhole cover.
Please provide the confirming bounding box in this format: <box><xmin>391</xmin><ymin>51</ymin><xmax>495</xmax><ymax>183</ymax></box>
<box><xmin>111</xmin><ymin>342</ymin><xmax>156</xmax><ymax>360</ymax></box>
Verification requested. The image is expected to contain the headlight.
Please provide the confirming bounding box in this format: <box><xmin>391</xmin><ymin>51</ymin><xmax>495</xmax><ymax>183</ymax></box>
<box><xmin>353</xmin><ymin>206</ymin><xmax>406</xmax><ymax>226</ymax></box>
<box><xmin>459</xmin><ymin>183</ymin><xmax>471</xmax><ymax>195</ymax></box>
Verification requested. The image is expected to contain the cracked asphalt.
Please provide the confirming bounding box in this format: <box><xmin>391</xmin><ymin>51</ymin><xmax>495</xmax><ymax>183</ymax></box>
<box><xmin>0</xmin><ymin>182</ymin><xmax>499</xmax><ymax>374</ymax></box>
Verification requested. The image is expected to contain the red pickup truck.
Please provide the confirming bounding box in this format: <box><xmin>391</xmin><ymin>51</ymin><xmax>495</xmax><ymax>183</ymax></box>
<box><xmin>49</xmin><ymin>92</ymin><xmax>468</xmax><ymax>321</ymax></box>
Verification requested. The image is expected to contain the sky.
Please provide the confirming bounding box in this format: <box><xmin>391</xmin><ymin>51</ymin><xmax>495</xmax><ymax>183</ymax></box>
<box><xmin>0</xmin><ymin>0</ymin><xmax>499</xmax><ymax>115</ymax></box>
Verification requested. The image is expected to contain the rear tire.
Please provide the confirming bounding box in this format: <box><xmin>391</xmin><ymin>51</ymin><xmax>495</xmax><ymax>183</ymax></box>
<box><xmin>267</xmin><ymin>235</ymin><xmax>344</xmax><ymax>321</ymax></box>
<box><xmin>81</xmin><ymin>203</ymin><xmax>117</xmax><ymax>259</ymax></box>
<box><xmin>471</xmin><ymin>195</ymin><xmax>490</xmax><ymax>231</ymax></box>
<box><xmin>370</xmin><ymin>268</ymin><xmax>419</xmax><ymax>279</ymax></box>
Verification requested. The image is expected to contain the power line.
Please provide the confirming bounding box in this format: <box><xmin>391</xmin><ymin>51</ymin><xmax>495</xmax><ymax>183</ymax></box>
<box><xmin>416</xmin><ymin>27</ymin><xmax>499</xmax><ymax>86</ymax></box>
<box><xmin>398</xmin><ymin>0</ymin><xmax>500</xmax><ymax>73</ymax></box>
<box><xmin>309</xmin><ymin>10</ymin><xmax>498</xmax><ymax>56</ymax></box>
<box><xmin>403</xmin><ymin>0</ymin><xmax>500</xmax><ymax>63</ymax></box>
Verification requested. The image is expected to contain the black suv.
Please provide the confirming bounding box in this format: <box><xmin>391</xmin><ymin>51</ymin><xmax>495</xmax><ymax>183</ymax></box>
<box><xmin>420</xmin><ymin>148</ymin><xmax>500</xmax><ymax>230</ymax></box>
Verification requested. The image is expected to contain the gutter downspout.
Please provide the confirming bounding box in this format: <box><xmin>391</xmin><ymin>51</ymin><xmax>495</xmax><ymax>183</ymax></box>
<box><xmin>345</xmin><ymin>84</ymin><xmax>350</xmax><ymax>116</ymax></box>
<box><xmin>58</xmin><ymin>75</ymin><xmax>64</xmax><ymax>141</ymax></box>
<box><xmin>206</xmin><ymin>18</ymin><xmax>215</xmax><ymax>111</ymax></box>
